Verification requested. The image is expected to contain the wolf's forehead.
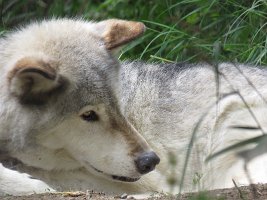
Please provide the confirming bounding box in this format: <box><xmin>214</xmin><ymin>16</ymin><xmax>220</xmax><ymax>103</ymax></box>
<box><xmin>1</xmin><ymin>19</ymin><xmax>120</xmax><ymax>106</ymax></box>
<box><xmin>4</xmin><ymin>19</ymin><xmax>117</xmax><ymax>73</ymax></box>
<box><xmin>4</xmin><ymin>19</ymin><xmax>103</xmax><ymax>59</ymax></box>
<box><xmin>15</xmin><ymin>19</ymin><xmax>98</xmax><ymax>42</ymax></box>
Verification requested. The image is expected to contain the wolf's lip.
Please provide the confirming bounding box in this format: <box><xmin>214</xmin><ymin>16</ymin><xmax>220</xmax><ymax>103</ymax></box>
<box><xmin>112</xmin><ymin>175</ymin><xmax>140</xmax><ymax>182</ymax></box>
<box><xmin>87</xmin><ymin>162</ymin><xmax>140</xmax><ymax>182</ymax></box>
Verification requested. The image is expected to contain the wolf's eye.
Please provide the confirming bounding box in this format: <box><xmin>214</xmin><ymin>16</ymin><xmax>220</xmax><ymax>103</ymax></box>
<box><xmin>81</xmin><ymin>111</ymin><xmax>99</xmax><ymax>122</ymax></box>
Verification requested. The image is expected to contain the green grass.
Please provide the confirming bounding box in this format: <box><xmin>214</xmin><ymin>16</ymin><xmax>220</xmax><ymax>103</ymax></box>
<box><xmin>0</xmin><ymin>0</ymin><xmax>266</xmax><ymax>64</ymax></box>
<box><xmin>1</xmin><ymin>1</ymin><xmax>266</xmax><ymax>199</ymax></box>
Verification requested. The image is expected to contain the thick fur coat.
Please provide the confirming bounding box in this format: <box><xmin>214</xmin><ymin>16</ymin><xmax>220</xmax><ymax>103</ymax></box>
<box><xmin>1</xmin><ymin>18</ymin><xmax>267</xmax><ymax>196</ymax></box>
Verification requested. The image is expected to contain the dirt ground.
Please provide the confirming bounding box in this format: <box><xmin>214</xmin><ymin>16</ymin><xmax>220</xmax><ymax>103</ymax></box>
<box><xmin>2</xmin><ymin>183</ymin><xmax>267</xmax><ymax>200</ymax></box>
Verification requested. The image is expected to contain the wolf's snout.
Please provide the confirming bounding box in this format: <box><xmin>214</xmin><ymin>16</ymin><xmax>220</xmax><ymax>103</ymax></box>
<box><xmin>135</xmin><ymin>151</ymin><xmax>160</xmax><ymax>174</ymax></box>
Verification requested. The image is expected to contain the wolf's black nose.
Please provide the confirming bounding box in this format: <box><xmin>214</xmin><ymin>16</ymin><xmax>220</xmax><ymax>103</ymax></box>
<box><xmin>135</xmin><ymin>151</ymin><xmax>160</xmax><ymax>174</ymax></box>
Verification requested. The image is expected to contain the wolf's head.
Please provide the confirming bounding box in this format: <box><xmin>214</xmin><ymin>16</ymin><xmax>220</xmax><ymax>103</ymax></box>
<box><xmin>0</xmin><ymin>19</ymin><xmax>159</xmax><ymax>182</ymax></box>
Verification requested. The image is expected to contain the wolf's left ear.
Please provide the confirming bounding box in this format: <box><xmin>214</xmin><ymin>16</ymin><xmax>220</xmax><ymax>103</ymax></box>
<box><xmin>8</xmin><ymin>57</ymin><xmax>66</xmax><ymax>105</ymax></box>
<box><xmin>95</xmin><ymin>19</ymin><xmax>146</xmax><ymax>50</ymax></box>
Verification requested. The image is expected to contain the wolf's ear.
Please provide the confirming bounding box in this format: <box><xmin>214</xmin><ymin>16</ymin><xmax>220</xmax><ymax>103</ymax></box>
<box><xmin>8</xmin><ymin>57</ymin><xmax>66</xmax><ymax>105</ymax></box>
<box><xmin>95</xmin><ymin>19</ymin><xmax>146</xmax><ymax>50</ymax></box>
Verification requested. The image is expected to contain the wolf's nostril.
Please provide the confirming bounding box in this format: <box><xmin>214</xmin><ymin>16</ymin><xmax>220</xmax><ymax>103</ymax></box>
<box><xmin>135</xmin><ymin>151</ymin><xmax>160</xmax><ymax>174</ymax></box>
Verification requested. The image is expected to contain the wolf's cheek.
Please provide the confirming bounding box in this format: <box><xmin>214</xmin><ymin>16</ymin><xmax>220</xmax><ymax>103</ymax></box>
<box><xmin>51</xmin><ymin>117</ymin><xmax>141</xmax><ymax>179</ymax></box>
<box><xmin>42</xmin><ymin>103</ymin><xmax>159</xmax><ymax>181</ymax></box>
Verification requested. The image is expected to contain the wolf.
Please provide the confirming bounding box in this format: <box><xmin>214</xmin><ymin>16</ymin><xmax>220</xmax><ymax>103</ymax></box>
<box><xmin>1</xmin><ymin>18</ymin><xmax>267</xmax><ymax>196</ymax></box>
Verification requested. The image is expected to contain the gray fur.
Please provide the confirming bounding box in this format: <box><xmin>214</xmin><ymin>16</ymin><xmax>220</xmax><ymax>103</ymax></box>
<box><xmin>1</xmin><ymin>18</ymin><xmax>267</xmax><ymax>196</ymax></box>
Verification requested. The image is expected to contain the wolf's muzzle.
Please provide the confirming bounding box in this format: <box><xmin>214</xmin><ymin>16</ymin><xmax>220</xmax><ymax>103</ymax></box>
<box><xmin>135</xmin><ymin>151</ymin><xmax>160</xmax><ymax>174</ymax></box>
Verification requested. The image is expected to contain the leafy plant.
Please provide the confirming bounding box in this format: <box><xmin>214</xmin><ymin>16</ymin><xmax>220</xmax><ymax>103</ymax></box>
<box><xmin>0</xmin><ymin>0</ymin><xmax>266</xmax><ymax>64</ymax></box>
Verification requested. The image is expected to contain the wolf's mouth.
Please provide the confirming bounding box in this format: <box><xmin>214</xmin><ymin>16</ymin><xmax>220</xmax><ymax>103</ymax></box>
<box><xmin>112</xmin><ymin>175</ymin><xmax>140</xmax><ymax>182</ymax></box>
<box><xmin>87</xmin><ymin>162</ymin><xmax>140</xmax><ymax>182</ymax></box>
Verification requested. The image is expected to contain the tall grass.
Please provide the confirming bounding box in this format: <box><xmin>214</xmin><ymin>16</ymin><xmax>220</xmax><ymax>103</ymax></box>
<box><xmin>0</xmin><ymin>0</ymin><xmax>266</xmax><ymax>64</ymax></box>
<box><xmin>1</xmin><ymin>1</ymin><xmax>266</xmax><ymax>199</ymax></box>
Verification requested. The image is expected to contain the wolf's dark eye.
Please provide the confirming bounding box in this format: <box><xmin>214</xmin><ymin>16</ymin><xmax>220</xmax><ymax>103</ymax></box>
<box><xmin>81</xmin><ymin>111</ymin><xmax>99</xmax><ymax>122</ymax></box>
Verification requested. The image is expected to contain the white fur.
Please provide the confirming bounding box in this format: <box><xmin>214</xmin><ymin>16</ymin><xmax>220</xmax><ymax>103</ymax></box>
<box><xmin>0</xmin><ymin>164</ymin><xmax>54</xmax><ymax>196</ymax></box>
<box><xmin>0</xmin><ymin>18</ymin><xmax>159</xmax><ymax>196</ymax></box>
<box><xmin>1</xmin><ymin>19</ymin><xmax>267</xmax><ymax>196</ymax></box>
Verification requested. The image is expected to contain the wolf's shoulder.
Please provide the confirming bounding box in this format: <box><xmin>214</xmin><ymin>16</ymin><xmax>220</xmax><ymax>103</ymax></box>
<box><xmin>122</xmin><ymin>60</ymin><xmax>202</xmax><ymax>71</ymax></box>
<box><xmin>121</xmin><ymin>60</ymin><xmax>207</xmax><ymax>80</ymax></box>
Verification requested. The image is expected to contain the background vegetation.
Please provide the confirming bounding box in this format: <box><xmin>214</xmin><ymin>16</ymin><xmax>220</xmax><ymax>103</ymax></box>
<box><xmin>1</xmin><ymin>1</ymin><xmax>267</xmax><ymax>199</ymax></box>
<box><xmin>0</xmin><ymin>0</ymin><xmax>266</xmax><ymax>64</ymax></box>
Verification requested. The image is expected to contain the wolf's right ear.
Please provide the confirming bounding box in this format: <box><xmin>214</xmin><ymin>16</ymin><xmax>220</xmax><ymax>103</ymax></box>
<box><xmin>8</xmin><ymin>57</ymin><xmax>66</xmax><ymax>105</ymax></box>
<box><xmin>94</xmin><ymin>19</ymin><xmax>146</xmax><ymax>50</ymax></box>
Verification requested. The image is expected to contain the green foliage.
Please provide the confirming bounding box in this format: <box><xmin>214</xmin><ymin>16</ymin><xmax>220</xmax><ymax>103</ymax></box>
<box><xmin>193</xmin><ymin>172</ymin><xmax>203</xmax><ymax>187</ymax></box>
<box><xmin>0</xmin><ymin>0</ymin><xmax>266</xmax><ymax>64</ymax></box>
<box><xmin>187</xmin><ymin>192</ymin><xmax>225</xmax><ymax>200</ymax></box>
